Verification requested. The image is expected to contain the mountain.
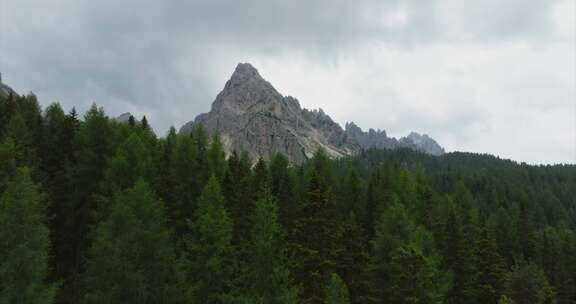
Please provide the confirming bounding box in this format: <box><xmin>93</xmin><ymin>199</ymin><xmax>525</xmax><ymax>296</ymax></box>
<box><xmin>113</xmin><ymin>112</ymin><xmax>135</xmax><ymax>123</ymax></box>
<box><xmin>180</xmin><ymin>63</ymin><xmax>359</xmax><ymax>164</ymax></box>
<box><xmin>345</xmin><ymin>122</ymin><xmax>445</xmax><ymax>156</ymax></box>
<box><xmin>180</xmin><ymin>63</ymin><xmax>444</xmax><ymax>163</ymax></box>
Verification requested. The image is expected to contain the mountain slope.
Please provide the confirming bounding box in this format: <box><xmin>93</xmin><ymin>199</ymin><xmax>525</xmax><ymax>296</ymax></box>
<box><xmin>180</xmin><ymin>63</ymin><xmax>359</xmax><ymax>164</ymax></box>
<box><xmin>181</xmin><ymin>63</ymin><xmax>444</xmax><ymax>163</ymax></box>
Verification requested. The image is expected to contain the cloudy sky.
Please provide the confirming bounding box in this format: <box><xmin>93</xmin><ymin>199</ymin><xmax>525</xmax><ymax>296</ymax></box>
<box><xmin>0</xmin><ymin>0</ymin><xmax>574</xmax><ymax>164</ymax></box>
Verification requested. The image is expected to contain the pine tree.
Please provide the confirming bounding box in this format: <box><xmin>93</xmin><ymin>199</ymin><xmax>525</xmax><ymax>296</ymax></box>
<box><xmin>64</xmin><ymin>103</ymin><xmax>114</xmax><ymax>302</ymax></box>
<box><xmin>5</xmin><ymin>111</ymin><xmax>36</xmax><ymax>166</ymax></box>
<box><xmin>290</xmin><ymin>169</ymin><xmax>339</xmax><ymax>304</ymax></box>
<box><xmin>442</xmin><ymin>206</ymin><xmax>476</xmax><ymax>303</ymax></box>
<box><xmin>505</xmin><ymin>262</ymin><xmax>556</xmax><ymax>304</ymax></box>
<box><xmin>388</xmin><ymin>245</ymin><xmax>443</xmax><ymax>304</ymax></box>
<box><xmin>251</xmin><ymin>156</ymin><xmax>269</xmax><ymax>200</ymax></box>
<box><xmin>169</xmin><ymin>134</ymin><xmax>200</xmax><ymax>234</ymax></box>
<box><xmin>241</xmin><ymin>188</ymin><xmax>298</xmax><ymax>303</ymax></box>
<box><xmin>0</xmin><ymin>137</ymin><xmax>17</xmax><ymax>192</ymax></box>
<box><xmin>81</xmin><ymin>181</ymin><xmax>186</xmax><ymax>303</ymax></box>
<box><xmin>269</xmin><ymin>153</ymin><xmax>298</xmax><ymax>230</ymax></box>
<box><xmin>207</xmin><ymin>134</ymin><xmax>227</xmax><ymax>180</ymax></box>
<box><xmin>324</xmin><ymin>273</ymin><xmax>350</xmax><ymax>304</ymax></box>
<box><xmin>370</xmin><ymin>201</ymin><xmax>447</xmax><ymax>303</ymax></box>
<box><xmin>336</xmin><ymin>213</ymin><xmax>371</xmax><ymax>304</ymax></box>
<box><xmin>185</xmin><ymin>176</ymin><xmax>234</xmax><ymax>303</ymax></box>
<box><xmin>223</xmin><ymin>151</ymin><xmax>253</xmax><ymax>244</ymax></box>
<box><xmin>101</xmin><ymin>133</ymin><xmax>154</xmax><ymax>195</ymax></box>
<box><xmin>475</xmin><ymin>227</ymin><xmax>507</xmax><ymax>304</ymax></box>
<box><xmin>339</xmin><ymin>168</ymin><xmax>365</xmax><ymax>220</ymax></box>
<box><xmin>0</xmin><ymin>168</ymin><xmax>56</xmax><ymax>304</ymax></box>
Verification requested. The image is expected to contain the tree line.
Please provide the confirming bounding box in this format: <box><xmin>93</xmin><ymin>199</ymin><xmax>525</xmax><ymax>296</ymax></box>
<box><xmin>1</xmin><ymin>92</ymin><xmax>575</xmax><ymax>303</ymax></box>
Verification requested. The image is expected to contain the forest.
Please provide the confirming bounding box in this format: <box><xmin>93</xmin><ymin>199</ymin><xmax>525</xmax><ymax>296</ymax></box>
<box><xmin>1</xmin><ymin>92</ymin><xmax>575</xmax><ymax>304</ymax></box>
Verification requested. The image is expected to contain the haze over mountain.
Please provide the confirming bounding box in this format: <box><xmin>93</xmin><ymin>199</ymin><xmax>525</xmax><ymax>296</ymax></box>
<box><xmin>180</xmin><ymin>63</ymin><xmax>444</xmax><ymax>163</ymax></box>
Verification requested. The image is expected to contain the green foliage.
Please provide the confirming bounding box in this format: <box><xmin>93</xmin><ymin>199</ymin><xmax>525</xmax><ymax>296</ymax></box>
<box><xmin>324</xmin><ymin>273</ymin><xmax>350</xmax><ymax>304</ymax></box>
<box><xmin>81</xmin><ymin>181</ymin><xmax>186</xmax><ymax>303</ymax></box>
<box><xmin>0</xmin><ymin>137</ymin><xmax>17</xmax><ymax>192</ymax></box>
<box><xmin>504</xmin><ymin>262</ymin><xmax>556</xmax><ymax>304</ymax></box>
<box><xmin>240</xmin><ymin>188</ymin><xmax>298</xmax><ymax>303</ymax></box>
<box><xmin>290</xmin><ymin>168</ymin><xmax>340</xmax><ymax>304</ymax></box>
<box><xmin>185</xmin><ymin>176</ymin><xmax>234</xmax><ymax>303</ymax></box>
<box><xmin>2</xmin><ymin>98</ymin><xmax>575</xmax><ymax>304</ymax></box>
<box><xmin>0</xmin><ymin>168</ymin><xmax>56</xmax><ymax>304</ymax></box>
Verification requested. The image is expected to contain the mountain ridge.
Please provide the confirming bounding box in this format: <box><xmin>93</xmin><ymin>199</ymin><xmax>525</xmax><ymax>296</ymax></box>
<box><xmin>180</xmin><ymin>63</ymin><xmax>444</xmax><ymax>163</ymax></box>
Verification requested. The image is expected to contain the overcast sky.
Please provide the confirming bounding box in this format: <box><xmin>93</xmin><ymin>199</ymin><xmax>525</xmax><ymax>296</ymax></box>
<box><xmin>0</xmin><ymin>0</ymin><xmax>574</xmax><ymax>164</ymax></box>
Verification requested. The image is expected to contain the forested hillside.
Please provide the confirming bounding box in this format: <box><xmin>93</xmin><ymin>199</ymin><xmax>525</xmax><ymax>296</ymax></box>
<box><xmin>1</xmin><ymin>92</ymin><xmax>575</xmax><ymax>303</ymax></box>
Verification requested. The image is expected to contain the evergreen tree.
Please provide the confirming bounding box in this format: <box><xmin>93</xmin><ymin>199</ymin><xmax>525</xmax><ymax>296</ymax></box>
<box><xmin>475</xmin><ymin>227</ymin><xmax>507</xmax><ymax>304</ymax></box>
<box><xmin>169</xmin><ymin>135</ymin><xmax>200</xmax><ymax>234</ymax></box>
<box><xmin>269</xmin><ymin>153</ymin><xmax>298</xmax><ymax>230</ymax></box>
<box><xmin>290</xmin><ymin>169</ymin><xmax>339</xmax><ymax>304</ymax></box>
<box><xmin>370</xmin><ymin>202</ymin><xmax>447</xmax><ymax>303</ymax></box>
<box><xmin>185</xmin><ymin>176</ymin><xmax>234</xmax><ymax>303</ymax></box>
<box><xmin>101</xmin><ymin>133</ymin><xmax>154</xmax><ymax>195</ymax></box>
<box><xmin>505</xmin><ymin>262</ymin><xmax>556</xmax><ymax>304</ymax></box>
<box><xmin>207</xmin><ymin>134</ymin><xmax>227</xmax><ymax>180</ymax></box>
<box><xmin>338</xmin><ymin>168</ymin><xmax>365</xmax><ymax>220</ymax></box>
<box><xmin>64</xmin><ymin>103</ymin><xmax>113</xmax><ymax>302</ymax></box>
<box><xmin>81</xmin><ymin>181</ymin><xmax>186</xmax><ymax>303</ymax></box>
<box><xmin>0</xmin><ymin>137</ymin><xmax>17</xmax><ymax>192</ymax></box>
<box><xmin>441</xmin><ymin>206</ymin><xmax>476</xmax><ymax>303</ymax></box>
<box><xmin>0</xmin><ymin>168</ymin><xmax>56</xmax><ymax>304</ymax></box>
<box><xmin>336</xmin><ymin>213</ymin><xmax>371</xmax><ymax>304</ymax></box>
<box><xmin>223</xmin><ymin>151</ymin><xmax>253</xmax><ymax>244</ymax></box>
<box><xmin>388</xmin><ymin>244</ymin><xmax>443</xmax><ymax>303</ymax></box>
<box><xmin>324</xmin><ymin>273</ymin><xmax>350</xmax><ymax>304</ymax></box>
<box><xmin>251</xmin><ymin>156</ymin><xmax>269</xmax><ymax>200</ymax></box>
<box><xmin>240</xmin><ymin>188</ymin><xmax>298</xmax><ymax>304</ymax></box>
<box><xmin>5</xmin><ymin>111</ymin><xmax>36</xmax><ymax>166</ymax></box>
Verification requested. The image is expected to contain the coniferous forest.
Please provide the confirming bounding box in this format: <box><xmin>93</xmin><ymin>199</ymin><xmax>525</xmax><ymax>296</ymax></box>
<box><xmin>1</xmin><ymin>92</ymin><xmax>575</xmax><ymax>304</ymax></box>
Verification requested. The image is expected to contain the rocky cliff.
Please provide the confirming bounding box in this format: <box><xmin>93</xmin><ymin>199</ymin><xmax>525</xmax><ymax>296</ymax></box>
<box><xmin>180</xmin><ymin>63</ymin><xmax>445</xmax><ymax>163</ymax></box>
<box><xmin>345</xmin><ymin>122</ymin><xmax>445</xmax><ymax>156</ymax></box>
<box><xmin>180</xmin><ymin>63</ymin><xmax>359</xmax><ymax>164</ymax></box>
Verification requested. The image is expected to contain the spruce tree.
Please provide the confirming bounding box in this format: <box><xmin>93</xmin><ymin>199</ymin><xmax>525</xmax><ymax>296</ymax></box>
<box><xmin>336</xmin><ymin>213</ymin><xmax>371</xmax><ymax>304</ymax></box>
<box><xmin>81</xmin><ymin>181</ymin><xmax>185</xmax><ymax>303</ymax></box>
<box><xmin>223</xmin><ymin>151</ymin><xmax>253</xmax><ymax>244</ymax></box>
<box><xmin>0</xmin><ymin>168</ymin><xmax>56</xmax><ymax>304</ymax></box>
<box><xmin>169</xmin><ymin>135</ymin><xmax>199</xmax><ymax>234</ymax></box>
<box><xmin>269</xmin><ymin>153</ymin><xmax>297</xmax><ymax>230</ymax></box>
<box><xmin>185</xmin><ymin>175</ymin><xmax>234</xmax><ymax>303</ymax></box>
<box><xmin>442</xmin><ymin>206</ymin><xmax>476</xmax><ymax>303</ymax></box>
<box><xmin>207</xmin><ymin>134</ymin><xmax>227</xmax><ymax>180</ymax></box>
<box><xmin>324</xmin><ymin>273</ymin><xmax>350</xmax><ymax>304</ymax></box>
<box><xmin>290</xmin><ymin>169</ymin><xmax>339</xmax><ymax>304</ymax></box>
<box><xmin>0</xmin><ymin>137</ymin><xmax>17</xmax><ymax>192</ymax></box>
<box><xmin>64</xmin><ymin>104</ymin><xmax>113</xmax><ymax>302</ymax></box>
<box><xmin>241</xmin><ymin>188</ymin><xmax>298</xmax><ymax>303</ymax></box>
<box><xmin>475</xmin><ymin>227</ymin><xmax>507</xmax><ymax>304</ymax></box>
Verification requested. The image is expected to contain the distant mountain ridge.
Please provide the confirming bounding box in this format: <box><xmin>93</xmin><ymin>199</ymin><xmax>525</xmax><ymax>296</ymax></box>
<box><xmin>180</xmin><ymin>63</ymin><xmax>445</xmax><ymax>163</ymax></box>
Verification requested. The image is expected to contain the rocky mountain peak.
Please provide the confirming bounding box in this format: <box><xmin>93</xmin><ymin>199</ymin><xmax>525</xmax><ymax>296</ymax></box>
<box><xmin>180</xmin><ymin>63</ymin><xmax>444</xmax><ymax>163</ymax></box>
<box><xmin>113</xmin><ymin>112</ymin><xmax>134</xmax><ymax>123</ymax></box>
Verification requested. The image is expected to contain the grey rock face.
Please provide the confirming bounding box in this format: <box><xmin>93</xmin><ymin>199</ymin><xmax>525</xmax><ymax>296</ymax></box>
<box><xmin>345</xmin><ymin>122</ymin><xmax>445</xmax><ymax>156</ymax></box>
<box><xmin>180</xmin><ymin>63</ymin><xmax>444</xmax><ymax>163</ymax></box>
<box><xmin>114</xmin><ymin>112</ymin><xmax>134</xmax><ymax>123</ymax></box>
<box><xmin>180</xmin><ymin>63</ymin><xmax>359</xmax><ymax>164</ymax></box>
<box><xmin>399</xmin><ymin>132</ymin><xmax>445</xmax><ymax>156</ymax></box>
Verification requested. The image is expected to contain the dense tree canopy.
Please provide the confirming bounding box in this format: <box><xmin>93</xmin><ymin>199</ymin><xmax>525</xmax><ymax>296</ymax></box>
<box><xmin>1</xmin><ymin>92</ymin><xmax>575</xmax><ymax>303</ymax></box>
